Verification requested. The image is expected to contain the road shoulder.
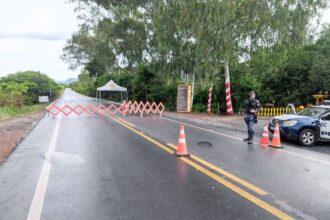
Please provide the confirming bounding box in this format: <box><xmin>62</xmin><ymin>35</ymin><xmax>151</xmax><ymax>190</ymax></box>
<box><xmin>0</xmin><ymin>111</ymin><xmax>46</xmax><ymax>164</ymax></box>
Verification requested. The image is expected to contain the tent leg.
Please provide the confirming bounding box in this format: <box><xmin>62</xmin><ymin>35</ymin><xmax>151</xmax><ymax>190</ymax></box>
<box><xmin>121</xmin><ymin>92</ymin><xmax>123</xmax><ymax>102</ymax></box>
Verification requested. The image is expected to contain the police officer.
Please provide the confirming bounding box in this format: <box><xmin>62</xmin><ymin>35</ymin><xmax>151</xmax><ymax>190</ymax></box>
<box><xmin>244</xmin><ymin>91</ymin><xmax>260</xmax><ymax>144</ymax></box>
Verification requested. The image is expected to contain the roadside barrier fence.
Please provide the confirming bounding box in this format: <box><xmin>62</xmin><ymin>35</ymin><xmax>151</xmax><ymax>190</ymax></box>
<box><xmin>256</xmin><ymin>106</ymin><xmax>304</xmax><ymax>116</ymax></box>
<box><xmin>122</xmin><ymin>101</ymin><xmax>165</xmax><ymax>117</ymax></box>
<box><xmin>46</xmin><ymin>101</ymin><xmax>165</xmax><ymax>117</ymax></box>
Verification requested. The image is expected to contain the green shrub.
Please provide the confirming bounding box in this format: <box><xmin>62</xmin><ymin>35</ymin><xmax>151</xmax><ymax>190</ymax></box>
<box><xmin>192</xmin><ymin>103</ymin><xmax>206</xmax><ymax>112</ymax></box>
<box><xmin>0</xmin><ymin>104</ymin><xmax>46</xmax><ymax>119</ymax></box>
<box><xmin>0</xmin><ymin>71</ymin><xmax>60</xmax><ymax>106</ymax></box>
<box><xmin>0</xmin><ymin>82</ymin><xmax>28</xmax><ymax>107</ymax></box>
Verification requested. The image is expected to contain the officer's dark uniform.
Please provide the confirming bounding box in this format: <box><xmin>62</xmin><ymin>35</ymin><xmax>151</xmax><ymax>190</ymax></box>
<box><xmin>244</xmin><ymin>93</ymin><xmax>260</xmax><ymax>144</ymax></box>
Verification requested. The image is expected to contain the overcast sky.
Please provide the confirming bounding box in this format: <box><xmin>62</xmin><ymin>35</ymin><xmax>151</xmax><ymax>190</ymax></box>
<box><xmin>0</xmin><ymin>0</ymin><xmax>80</xmax><ymax>81</ymax></box>
<box><xmin>0</xmin><ymin>1</ymin><xmax>329</xmax><ymax>81</ymax></box>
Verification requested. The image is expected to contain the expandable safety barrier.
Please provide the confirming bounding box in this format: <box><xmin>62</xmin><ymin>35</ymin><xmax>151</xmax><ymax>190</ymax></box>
<box><xmin>46</xmin><ymin>101</ymin><xmax>165</xmax><ymax>117</ymax></box>
<box><xmin>122</xmin><ymin>101</ymin><xmax>165</xmax><ymax>117</ymax></box>
<box><xmin>47</xmin><ymin>103</ymin><xmax>126</xmax><ymax>117</ymax></box>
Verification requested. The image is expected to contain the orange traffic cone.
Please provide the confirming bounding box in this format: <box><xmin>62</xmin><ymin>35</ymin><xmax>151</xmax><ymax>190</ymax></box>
<box><xmin>260</xmin><ymin>124</ymin><xmax>270</xmax><ymax>147</ymax></box>
<box><xmin>269</xmin><ymin>123</ymin><xmax>283</xmax><ymax>149</ymax></box>
<box><xmin>174</xmin><ymin>125</ymin><xmax>190</xmax><ymax>157</ymax></box>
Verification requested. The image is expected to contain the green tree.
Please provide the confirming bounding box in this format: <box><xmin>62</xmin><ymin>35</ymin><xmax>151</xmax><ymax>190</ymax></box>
<box><xmin>0</xmin><ymin>82</ymin><xmax>29</xmax><ymax>107</ymax></box>
<box><xmin>64</xmin><ymin>0</ymin><xmax>328</xmax><ymax>111</ymax></box>
<box><xmin>0</xmin><ymin>71</ymin><xmax>60</xmax><ymax>105</ymax></box>
<box><xmin>308</xmin><ymin>25</ymin><xmax>330</xmax><ymax>93</ymax></box>
<box><xmin>132</xmin><ymin>65</ymin><xmax>156</xmax><ymax>101</ymax></box>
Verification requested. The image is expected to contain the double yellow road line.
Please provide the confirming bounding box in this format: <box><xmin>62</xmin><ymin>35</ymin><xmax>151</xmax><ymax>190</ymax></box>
<box><xmin>110</xmin><ymin>116</ymin><xmax>294</xmax><ymax>220</ymax></box>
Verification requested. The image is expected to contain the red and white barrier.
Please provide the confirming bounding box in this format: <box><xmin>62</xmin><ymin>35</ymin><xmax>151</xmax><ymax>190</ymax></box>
<box><xmin>47</xmin><ymin>103</ymin><xmax>126</xmax><ymax>117</ymax></box>
<box><xmin>46</xmin><ymin>101</ymin><xmax>165</xmax><ymax>117</ymax></box>
<box><xmin>122</xmin><ymin>101</ymin><xmax>165</xmax><ymax>117</ymax></box>
<box><xmin>225</xmin><ymin>76</ymin><xmax>233</xmax><ymax>114</ymax></box>
<box><xmin>207</xmin><ymin>86</ymin><xmax>213</xmax><ymax>114</ymax></box>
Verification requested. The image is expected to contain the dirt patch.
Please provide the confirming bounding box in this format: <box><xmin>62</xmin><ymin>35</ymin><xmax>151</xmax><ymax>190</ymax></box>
<box><xmin>0</xmin><ymin>111</ymin><xmax>45</xmax><ymax>163</ymax></box>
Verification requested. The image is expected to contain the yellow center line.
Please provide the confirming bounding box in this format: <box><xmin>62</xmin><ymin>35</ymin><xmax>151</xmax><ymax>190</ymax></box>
<box><xmin>179</xmin><ymin>157</ymin><xmax>293</xmax><ymax>220</ymax></box>
<box><xmin>167</xmin><ymin>143</ymin><xmax>268</xmax><ymax>196</ymax></box>
<box><xmin>109</xmin><ymin>116</ymin><xmax>294</xmax><ymax>220</ymax></box>
<box><xmin>110</xmin><ymin>116</ymin><xmax>174</xmax><ymax>154</ymax></box>
<box><xmin>116</xmin><ymin>117</ymin><xmax>135</xmax><ymax>127</ymax></box>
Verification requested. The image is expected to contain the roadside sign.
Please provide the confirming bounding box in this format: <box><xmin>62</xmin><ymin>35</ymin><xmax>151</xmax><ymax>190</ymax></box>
<box><xmin>39</xmin><ymin>96</ymin><xmax>49</xmax><ymax>103</ymax></box>
<box><xmin>177</xmin><ymin>85</ymin><xmax>191</xmax><ymax>112</ymax></box>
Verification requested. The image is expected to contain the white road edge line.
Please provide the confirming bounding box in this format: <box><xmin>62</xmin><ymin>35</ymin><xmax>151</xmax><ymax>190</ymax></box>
<box><xmin>276</xmin><ymin>149</ymin><xmax>330</xmax><ymax>166</ymax></box>
<box><xmin>162</xmin><ymin>116</ymin><xmax>330</xmax><ymax>166</ymax></box>
<box><xmin>162</xmin><ymin>116</ymin><xmax>243</xmax><ymax>141</ymax></box>
<box><xmin>27</xmin><ymin>114</ymin><xmax>62</xmax><ymax>220</ymax></box>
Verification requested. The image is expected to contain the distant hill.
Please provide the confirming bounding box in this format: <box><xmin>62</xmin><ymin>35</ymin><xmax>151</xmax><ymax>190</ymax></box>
<box><xmin>65</xmin><ymin>78</ymin><xmax>78</xmax><ymax>84</ymax></box>
<box><xmin>57</xmin><ymin>78</ymin><xmax>78</xmax><ymax>84</ymax></box>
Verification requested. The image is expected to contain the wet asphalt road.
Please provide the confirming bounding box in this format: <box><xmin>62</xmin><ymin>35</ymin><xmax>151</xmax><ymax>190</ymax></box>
<box><xmin>0</xmin><ymin>89</ymin><xmax>330</xmax><ymax>220</ymax></box>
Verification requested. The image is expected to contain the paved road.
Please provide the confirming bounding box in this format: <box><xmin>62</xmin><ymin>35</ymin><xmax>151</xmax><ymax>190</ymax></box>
<box><xmin>0</xmin><ymin>89</ymin><xmax>329</xmax><ymax>220</ymax></box>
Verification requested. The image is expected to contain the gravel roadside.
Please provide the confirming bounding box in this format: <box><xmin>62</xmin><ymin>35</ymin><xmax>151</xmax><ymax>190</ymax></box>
<box><xmin>0</xmin><ymin>111</ymin><xmax>45</xmax><ymax>164</ymax></box>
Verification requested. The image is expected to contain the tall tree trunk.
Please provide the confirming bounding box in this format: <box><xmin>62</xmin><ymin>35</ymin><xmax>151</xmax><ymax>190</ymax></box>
<box><xmin>224</xmin><ymin>59</ymin><xmax>233</xmax><ymax>114</ymax></box>
<box><xmin>181</xmin><ymin>69</ymin><xmax>188</xmax><ymax>83</ymax></box>
<box><xmin>191</xmin><ymin>72</ymin><xmax>195</xmax><ymax>110</ymax></box>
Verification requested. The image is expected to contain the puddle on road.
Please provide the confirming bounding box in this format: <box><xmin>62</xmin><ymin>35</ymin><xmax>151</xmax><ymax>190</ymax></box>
<box><xmin>197</xmin><ymin>141</ymin><xmax>213</xmax><ymax>148</ymax></box>
<box><xmin>51</xmin><ymin>151</ymin><xmax>85</xmax><ymax>166</ymax></box>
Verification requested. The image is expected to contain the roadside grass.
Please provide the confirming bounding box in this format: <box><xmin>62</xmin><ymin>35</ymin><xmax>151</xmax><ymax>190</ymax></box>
<box><xmin>0</xmin><ymin>104</ymin><xmax>46</xmax><ymax>120</ymax></box>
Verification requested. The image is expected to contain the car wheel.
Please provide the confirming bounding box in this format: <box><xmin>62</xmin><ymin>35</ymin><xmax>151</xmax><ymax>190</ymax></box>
<box><xmin>299</xmin><ymin>129</ymin><xmax>316</xmax><ymax>147</ymax></box>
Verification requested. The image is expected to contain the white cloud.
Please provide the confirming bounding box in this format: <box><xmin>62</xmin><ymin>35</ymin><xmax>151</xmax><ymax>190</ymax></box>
<box><xmin>0</xmin><ymin>33</ymin><xmax>68</xmax><ymax>40</ymax></box>
<box><xmin>0</xmin><ymin>0</ymin><xmax>80</xmax><ymax>81</ymax></box>
<box><xmin>0</xmin><ymin>39</ymin><xmax>79</xmax><ymax>80</ymax></box>
<box><xmin>0</xmin><ymin>0</ymin><xmax>78</xmax><ymax>39</ymax></box>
